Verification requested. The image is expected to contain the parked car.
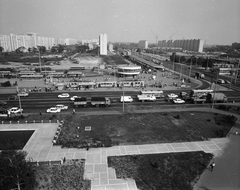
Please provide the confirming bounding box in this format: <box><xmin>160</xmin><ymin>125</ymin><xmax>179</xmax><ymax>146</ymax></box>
<box><xmin>55</xmin><ymin>104</ymin><xmax>68</xmax><ymax>110</ymax></box>
<box><xmin>0</xmin><ymin>101</ymin><xmax>7</xmax><ymax>106</ymax></box>
<box><xmin>8</xmin><ymin>107</ymin><xmax>23</xmax><ymax>114</ymax></box>
<box><xmin>58</xmin><ymin>93</ymin><xmax>70</xmax><ymax>98</ymax></box>
<box><xmin>17</xmin><ymin>92</ymin><xmax>29</xmax><ymax>97</ymax></box>
<box><xmin>167</xmin><ymin>93</ymin><xmax>178</xmax><ymax>99</ymax></box>
<box><xmin>46</xmin><ymin>107</ymin><xmax>61</xmax><ymax>113</ymax></box>
<box><xmin>70</xmin><ymin>96</ymin><xmax>79</xmax><ymax>101</ymax></box>
<box><xmin>173</xmin><ymin>98</ymin><xmax>185</xmax><ymax>104</ymax></box>
<box><xmin>217</xmin><ymin>79</ymin><xmax>225</xmax><ymax>84</ymax></box>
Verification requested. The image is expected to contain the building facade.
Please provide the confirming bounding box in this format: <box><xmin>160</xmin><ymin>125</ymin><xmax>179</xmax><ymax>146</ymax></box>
<box><xmin>99</xmin><ymin>33</ymin><xmax>107</xmax><ymax>55</ymax></box>
<box><xmin>139</xmin><ymin>40</ymin><xmax>148</xmax><ymax>49</ymax></box>
<box><xmin>0</xmin><ymin>33</ymin><xmax>69</xmax><ymax>52</ymax></box>
<box><xmin>158</xmin><ymin>39</ymin><xmax>205</xmax><ymax>52</ymax></box>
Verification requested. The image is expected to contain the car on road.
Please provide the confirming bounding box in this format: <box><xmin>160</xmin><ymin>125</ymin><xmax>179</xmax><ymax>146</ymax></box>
<box><xmin>8</xmin><ymin>107</ymin><xmax>23</xmax><ymax>114</ymax></box>
<box><xmin>173</xmin><ymin>98</ymin><xmax>185</xmax><ymax>104</ymax></box>
<box><xmin>46</xmin><ymin>107</ymin><xmax>61</xmax><ymax>113</ymax></box>
<box><xmin>17</xmin><ymin>92</ymin><xmax>29</xmax><ymax>97</ymax></box>
<box><xmin>55</xmin><ymin>104</ymin><xmax>68</xmax><ymax>110</ymax></box>
<box><xmin>58</xmin><ymin>93</ymin><xmax>70</xmax><ymax>98</ymax></box>
<box><xmin>217</xmin><ymin>79</ymin><xmax>225</xmax><ymax>84</ymax></box>
<box><xmin>120</xmin><ymin>96</ymin><xmax>133</xmax><ymax>103</ymax></box>
<box><xmin>167</xmin><ymin>93</ymin><xmax>178</xmax><ymax>99</ymax></box>
<box><xmin>70</xmin><ymin>96</ymin><xmax>79</xmax><ymax>101</ymax></box>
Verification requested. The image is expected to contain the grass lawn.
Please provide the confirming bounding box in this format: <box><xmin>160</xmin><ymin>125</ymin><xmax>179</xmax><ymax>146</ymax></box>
<box><xmin>55</xmin><ymin>111</ymin><xmax>236</xmax><ymax>148</ymax></box>
<box><xmin>34</xmin><ymin>159</ymin><xmax>90</xmax><ymax>190</ymax></box>
<box><xmin>108</xmin><ymin>151</ymin><xmax>213</xmax><ymax>190</ymax></box>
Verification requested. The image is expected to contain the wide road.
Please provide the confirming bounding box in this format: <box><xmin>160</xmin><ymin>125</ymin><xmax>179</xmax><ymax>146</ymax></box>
<box><xmin>1</xmin><ymin>90</ymin><xmax>240</xmax><ymax>114</ymax></box>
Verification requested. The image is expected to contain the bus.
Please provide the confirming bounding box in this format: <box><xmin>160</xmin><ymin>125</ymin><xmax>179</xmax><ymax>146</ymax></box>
<box><xmin>140</xmin><ymin>90</ymin><xmax>164</xmax><ymax>98</ymax></box>
<box><xmin>97</xmin><ymin>81</ymin><xmax>117</xmax><ymax>88</ymax></box>
<box><xmin>189</xmin><ymin>89</ymin><xmax>213</xmax><ymax>104</ymax></box>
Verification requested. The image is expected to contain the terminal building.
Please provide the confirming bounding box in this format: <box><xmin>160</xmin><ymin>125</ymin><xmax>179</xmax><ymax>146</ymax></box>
<box><xmin>116</xmin><ymin>65</ymin><xmax>141</xmax><ymax>78</ymax></box>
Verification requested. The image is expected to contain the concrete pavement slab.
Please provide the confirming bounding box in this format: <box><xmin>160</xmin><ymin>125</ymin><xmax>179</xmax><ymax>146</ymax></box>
<box><xmin>56</xmin><ymin>152</ymin><xmax>66</xmax><ymax>160</ymax></box>
<box><xmin>86</xmin><ymin>153</ymin><xmax>101</xmax><ymax>164</ymax></box>
<box><xmin>100</xmin><ymin>173</ymin><xmax>108</xmax><ymax>185</ymax></box>
<box><xmin>172</xmin><ymin>146</ymin><xmax>189</xmax><ymax>152</ymax></box>
<box><xmin>126</xmin><ymin>178</ymin><xmax>138</xmax><ymax>190</ymax></box>
<box><xmin>85</xmin><ymin>164</ymin><xmax>94</xmax><ymax>173</ymax></box>
<box><xmin>101</xmin><ymin>150</ymin><xmax>107</xmax><ymax>164</ymax></box>
<box><xmin>155</xmin><ymin>145</ymin><xmax>170</xmax><ymax>153</ymax></box>
<box><xmin>106</xmin><ymin>184</ymin><xmax>128</xmax><ymax>190</ymax></box>
<box><xmin>64</xmin><ymin>152</ymin><xmax>74</xmax><ymax>159</ymax></box>
<box><xmin>91</xmin><ymin>177</ymin><xmax>100</xmax><ymax>186</ymax></box>
<box><xmin>119</xmin><ymin>146</ymin><xmax>127</xmax><ymax>155</ymax></box>
<box><xmin>170</xmin><ymin>142</ymin><xmax>186</xmax><ymax>148</ymax></box>
<box><xmin>184</xmin><ymin>142</ymin><xmax>202</xmax><ymax>151</ymax></box>
<box><xmin>91</xmin><ymin>185</ymin><xmax>105</xmax><ymax>190</ymax></box>
<box><xmin>125</xmin><ymin>145</ymin><xmax>139</xmax><ymax>152</ymax></box>
<box><xmin>46</xmin><ymin>153</ymin><xmax>58</xmax><ymax>161</ymax></box>
<box><xmin>137</xmin><ymin>144</ymin><xmax>155</xmax><ymax>150</ymax></box>
<box><xmin>165</xmin><ymin>144</ymin><xmax>175</xmax><ymax>151</ymax></box>
<box><xmin>139</xmin><ymin>148</ymin><xmax>159</xmax><ymax>154</ymax></box>
<box><xmin>94</xmin><ymin>164</ymin><xmax>108</xmax><ymax>173</ymax></box>
<box><xmin>108</xmin><ymin>167</ymin><xmax>116</xmax><ymax>180</ymax></box>
<box><xmin>107</xmin><ymin>149</ymin><xmax>121</xmax><ymax>156</ymax></box>
<box><xmin>74</xmin><ymin>152</ymin><xmax>86</xmax><ymax>159</ymax></box>
<box><xmin>108</xmin><ymin>179</ymin><xmax>127</xmax><ymax>185</ymax></box>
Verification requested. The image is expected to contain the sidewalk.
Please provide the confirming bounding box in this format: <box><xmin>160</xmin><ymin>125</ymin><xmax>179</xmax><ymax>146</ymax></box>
<box><xmin>1</xmin><ymin>107</ymin><xmax>239</xmax><ymax>189</ymax></box>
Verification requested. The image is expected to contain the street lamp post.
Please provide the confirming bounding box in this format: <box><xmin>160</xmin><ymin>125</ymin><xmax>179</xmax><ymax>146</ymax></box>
<box><xmin>122</xmin><ymin>82</ymin><xmax>125</xmax><ymax>113</ymax></box>
<box><xmin>212</xmin><ymin>69</ymin><xmax>219</xmax><ymax>109</ymax></box>
<box><xmin>16</xmin><ymin>86</ymin><xmax>22</xmax><ymax>115</ymax></box>
<box><xmin>189</xmin><ymin>57</ymin><xmax>193</xmax><ymax>77</ymax></box>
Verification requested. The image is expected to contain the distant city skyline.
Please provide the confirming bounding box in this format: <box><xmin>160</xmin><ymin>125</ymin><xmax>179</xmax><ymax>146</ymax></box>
<box><xmin>0</xmin><ymin>0</ymin><xmax>240</xmax><ymax>45</ymax></box>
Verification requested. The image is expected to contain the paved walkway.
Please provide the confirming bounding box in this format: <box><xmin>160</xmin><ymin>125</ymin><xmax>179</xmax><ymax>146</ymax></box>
<box><xmin>0</xmin><ymin>107</ymin><xmax>239</xmax><ymax>190</ymax></box>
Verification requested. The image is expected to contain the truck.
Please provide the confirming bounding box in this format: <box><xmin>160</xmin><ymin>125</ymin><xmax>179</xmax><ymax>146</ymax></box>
<box><xmin>195</xmin><ymin>72</ymin><xmax>205</xmax><ymax>79</ymax></box>
<box><xmin>137</xmin><ymin>94</ymin><xmax>156</xmax><ymax>102</ymax></box>
<box><xmin>74</xmin><ymin>97</ymin><xmax>87</xmax><ymax>107</ymax></box>
<box><xmin>189</xmin><ymin>89</ymin><xmax>213</xmax><ymax>104</ymax></box>
<box><xmin>206</xmin><ymin>93</ymin><xmax>227</xmax><ymax>103</ymax></box>
<box><xmin>90</xmin><ymin>97</ymin><xmax>111</xmax><ymax>107</ymax></box>
<box><xmin>73</xmin><ymin>97</ymin><xmax>111</xmax><ymax>107</ymax></box>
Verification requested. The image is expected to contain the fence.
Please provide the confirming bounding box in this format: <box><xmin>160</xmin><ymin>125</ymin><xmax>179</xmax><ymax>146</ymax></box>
<box><xmin>0</xmin><ymin>119</ymin><xmax>59</xmax><ymax>125</ymax></box>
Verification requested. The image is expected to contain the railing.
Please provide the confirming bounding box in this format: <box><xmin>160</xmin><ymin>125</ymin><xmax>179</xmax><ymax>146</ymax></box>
<box><xmin>0</xmin><ymin>119</ymin><xmax>59</xmax><ymax>124</ymax></box>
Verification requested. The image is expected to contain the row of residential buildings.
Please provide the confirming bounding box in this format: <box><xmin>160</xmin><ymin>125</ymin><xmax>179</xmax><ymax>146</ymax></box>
<box><xmin>0</xmin><ymin>32</ymin><xmax>114</xmax><ymax>55</ymax></box>
<box><xmin>0</xmin><ymin>33</ymin><xmax>78</xmax><ymax>52</ymax></box>
<box><xmin>138</xmin><ymin>39</ymin><xmax>205</xmax><ymax>52</ymax></box>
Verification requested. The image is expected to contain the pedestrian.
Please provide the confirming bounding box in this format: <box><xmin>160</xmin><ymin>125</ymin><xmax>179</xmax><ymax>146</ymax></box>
<box><xmin>209</xmin><ymin>162</ymin><xmax>215</xmax><ymax>172</ymax></box>
<box><xmin>72</xmin><ymin>109</ymin><xmax>75</xmax><ymax>115</ymax></box>
<box><xmin>39</xmin><ymin>110</ymin><xmax>42</xmax><ymax>115</ymax></box>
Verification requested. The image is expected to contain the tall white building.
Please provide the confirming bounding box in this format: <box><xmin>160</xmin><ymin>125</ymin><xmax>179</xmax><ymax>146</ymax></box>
<box><xmin>99</xmin><ymin>33</ymin><xmax>107</xmax><ymax>55</ymax></box>
<box><xmin>139</xmin><ymin>40</ymin><xmax>148</xmax><ymax>49</ymax></box>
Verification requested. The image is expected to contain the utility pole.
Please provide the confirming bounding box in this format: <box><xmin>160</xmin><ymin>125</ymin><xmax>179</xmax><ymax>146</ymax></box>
<box><xmin>212</xmin><ymin>69</ymin><xmax>219</xmax><ymax>109</ymax></box>
<box><xmin>16</xmin><ymin>86</ymin><xmax>22</xmax><ymax>115</ymax></box>
<box><xmin>234</xmin><ymin>59</ymin><xmax>240</xmax><ymax>84</ymax></box>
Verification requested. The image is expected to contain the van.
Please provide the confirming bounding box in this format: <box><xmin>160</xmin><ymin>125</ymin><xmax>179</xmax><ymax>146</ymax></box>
<box><xmin>120</xmin><ymin>96</ymin><xmax>133</xmax><ymax>103</ymax></box>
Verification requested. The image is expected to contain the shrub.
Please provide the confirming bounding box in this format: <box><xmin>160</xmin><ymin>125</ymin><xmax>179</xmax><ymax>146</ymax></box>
<box><xmin>1</xmin><ymin>81</ymin><xmax>11</xmax><ymax>87</ymax></box>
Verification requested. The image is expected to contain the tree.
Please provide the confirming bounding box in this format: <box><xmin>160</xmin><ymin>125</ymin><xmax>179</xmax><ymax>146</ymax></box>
<box><xmin>0</xmin><ymin>150</ymin><xmax>36</xmax><ymax>190</ymax></box>
<box><xmin>0</xmin><ymin>46</ymin><xmax>4</xmax><ymax>53</ymax></box>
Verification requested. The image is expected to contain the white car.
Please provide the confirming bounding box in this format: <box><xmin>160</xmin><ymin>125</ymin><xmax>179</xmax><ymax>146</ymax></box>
<box><xmin>167</xmin><ymin>93</ymin><xmax>178</xmax><ymax>99</ymax></box>
<box><xmin>120</xmin><ymin>96</ymin><xmax>133</xmax><ymax>103</ymax></box>
<box><xmin>55</xmin><ymin>104</ymin><xmax>68</xmax><ymax>110</ymax></box>
<box><xmin>46</xmin><ymin>107</ymin><xmax>61</xmax><ymax>113</ymax></box>
<box><xmin>70</xmin><ymin>96</ymin><xmax>79</xmax><ymax>101</ymax></box>
<box><xmin>58</xmin><ymin>93</ymin><xmax>70</xmax><ymax>98</ymax></box>
<box><xmin>17</xmin><ymin>92</ymin><xmax>29</xmax><ymax>97</ymax></box>
<box><xmin>8</xmin><ymin>107</ymin><xmax>23</xmax><ymax>114</ymax></box>
<box><xmin>173</xmin><ymin>98</ymin><xmax>185</xmax><ymax>104</ymax></box>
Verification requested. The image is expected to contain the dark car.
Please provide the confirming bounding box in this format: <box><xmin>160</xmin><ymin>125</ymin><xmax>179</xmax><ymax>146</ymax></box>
<box><xmin>0</xmin><ymin>101</ymin><xmax>7</xmax><ymax>106</ymax></box>
<box><xmin>8</xmin><ymin>95</ymin><xmax>19</xmax><ymax>100</ymax></box>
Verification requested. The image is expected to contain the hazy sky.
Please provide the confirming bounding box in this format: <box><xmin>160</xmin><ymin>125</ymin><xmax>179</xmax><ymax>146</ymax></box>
<box><xmin>0</xmin><ymin>0</ymin><xmax>240</xmax><ymax>45</ymax></box>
